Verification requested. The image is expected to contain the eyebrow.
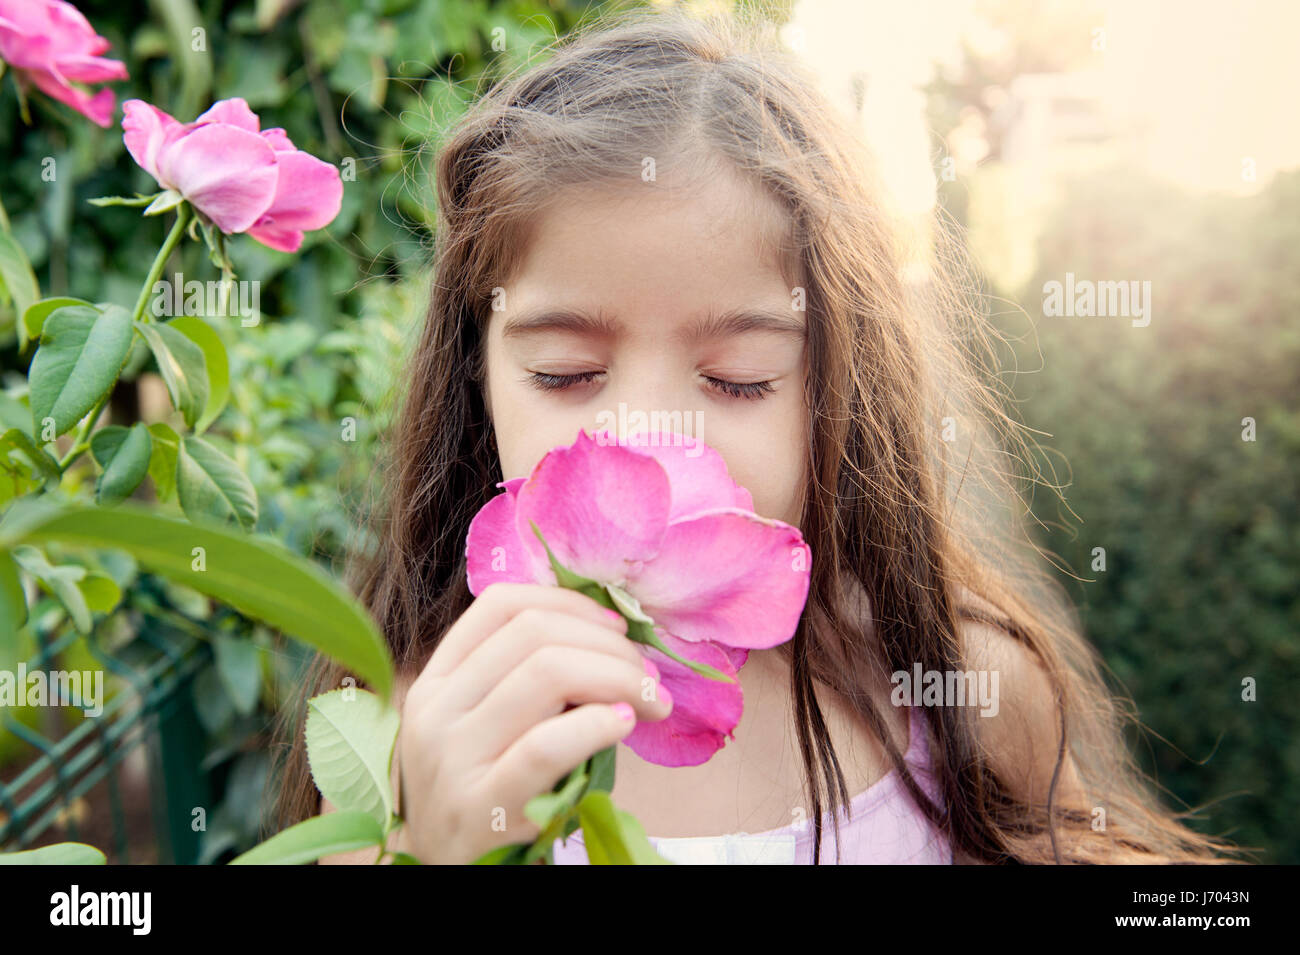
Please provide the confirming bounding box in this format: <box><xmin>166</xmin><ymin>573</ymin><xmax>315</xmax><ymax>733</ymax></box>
<box><xmin>500</xmin><ymin>306</ymin><xmax>806</xmax><ymax>344</ymax></box>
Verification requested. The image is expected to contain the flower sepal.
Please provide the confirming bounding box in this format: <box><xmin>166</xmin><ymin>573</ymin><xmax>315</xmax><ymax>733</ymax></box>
<box><xmin>529</xmin><ymin>520</ymin><xmax>734</xmax><ymax>684</ymax></box>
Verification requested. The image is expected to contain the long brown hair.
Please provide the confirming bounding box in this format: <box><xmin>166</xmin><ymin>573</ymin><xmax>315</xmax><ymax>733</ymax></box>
<box><xmin>272</xmin><ymin>4</ymin><xmax>1241</xmax><ymax>864</ymax></box>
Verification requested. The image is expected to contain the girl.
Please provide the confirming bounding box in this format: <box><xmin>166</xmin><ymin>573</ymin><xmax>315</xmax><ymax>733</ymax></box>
<box><xmin>273</xmin><ymin>6</ymin><xmax>1238</xmax><ymax>864</ymax></box>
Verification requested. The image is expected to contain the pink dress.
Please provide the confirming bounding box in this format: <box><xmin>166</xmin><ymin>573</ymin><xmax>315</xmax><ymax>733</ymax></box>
<box><xmin>551</xmin><ymin>706</ymin><xmax>952</xmax><ymax>864</ymax></box>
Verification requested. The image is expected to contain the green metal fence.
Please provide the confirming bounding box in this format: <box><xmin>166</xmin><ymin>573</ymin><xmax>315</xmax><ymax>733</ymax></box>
<box><xmin>0</xmin><ymin>615</ymin><xmax>213</xmax><ymax>863</ymax></box>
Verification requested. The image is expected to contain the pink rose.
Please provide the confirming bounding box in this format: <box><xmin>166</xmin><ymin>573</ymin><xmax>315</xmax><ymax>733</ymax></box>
<box><xmin>465</xmin><ymin>428</ymin><xmax>812</xmax><ymax>767</ymax></box>
<box><xmin>122</xmin><ymin>97</ymin><xmax>343</xmax><ymax>252</ymax></box>
<box><xmin>0</xmin><ymin>0</ymin><xmax>128</xmax><ymax>127</ymax></box>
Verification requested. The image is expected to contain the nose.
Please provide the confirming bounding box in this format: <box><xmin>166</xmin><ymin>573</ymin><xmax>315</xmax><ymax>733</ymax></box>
<box><xmin>592</xmin><ymin>356</ymin><xmax>705</xmax><ymax>444</ymax></box>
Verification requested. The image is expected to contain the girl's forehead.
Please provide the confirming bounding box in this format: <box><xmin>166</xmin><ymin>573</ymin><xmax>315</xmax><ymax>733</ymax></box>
<box><xmin>504</xmin><ymin>173</ymin><xmax>800</xmax><ymax>301</ymax></box>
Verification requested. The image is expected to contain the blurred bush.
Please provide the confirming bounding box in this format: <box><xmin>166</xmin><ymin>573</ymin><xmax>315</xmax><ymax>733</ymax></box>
<box><xmin>1000</xmin><ymin>167</ymin><xmax>1300</xmax><ymax>863</ymax></box>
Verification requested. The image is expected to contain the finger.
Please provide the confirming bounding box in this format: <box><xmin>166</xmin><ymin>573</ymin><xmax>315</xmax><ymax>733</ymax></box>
<box><xmin>481</xmin><ymin>701</ymin><xmax>640</xmax><ymax>838</ymax></box>
<box><xmin>411</xmin><ymin>582</ymin><xmax>623</xmax><ymax>695</ymax></box>
<box><xmin>464</xmin><ymin>645</ymin><xmax>670</xmax><ymax>761</ymax></box>
<box><xmin>436</xmin><ymin>608</ymin><xmax>646</xmax><ymax>714</ymax></box>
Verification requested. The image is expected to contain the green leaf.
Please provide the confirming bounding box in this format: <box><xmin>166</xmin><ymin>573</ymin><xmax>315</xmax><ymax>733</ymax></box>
<box><xmin>87</xmin><ymin>193</ymin><xmax>158</xmax><ymax>208</ymax></box>
<box><xmin>523</xmin><ymin>765</ymin><xmax>589</xmax><ymax>828</ymax></box>
<box><xmin>0</xmin><ymin>842</ymin><xmax>106</xmax><ymax>865</ymax></box>
<box><xmin>389</xmin><ymin>852</ymin><xmax>422</xmax><ymax>865</ymax></box>
<box><xmin>192</xmin><ymin>666</ymin><xmax>235</xmax><ymax>735</ymax></box>
<box><xmin>147</xmin><ymin>422</ymin><xmax>180</xmax><ymax>502</ymax></box>
<box><xmin>11</xmin><ymin>545</ymin><xmax>91</xmax><ymax>634</ymax></box>
<box><xmin>229</xmin><ymin>811</ymin><xmax>383</xmax><ymax>865</ymax></box>
<box><xmin>529</xmin><ymin>520</ymin><xmax>603</xmax><ymax>591</ymax></box>
<box><xmin>0</xmin><ymin>502</ymin><xmax>394</xmax><ymax>699</ymax></box>
<box><xmin>90</xmin><ymin>423</ymin><xmax>152</xmax><ymax>506</ymax></box>
<box><xmin>177</xmin><ymin>436</ymin><xmax>258</xmax><ymax>530</ymax></box>
<box><xmin>605</xmin><ymin>582</ymin><xmax>654</xmax><ymax>624</ymax></box>
<box><xmin>168</xmin><ymin>316</ymin><xmax>229</xmax><ymax>432</ymax></box>
<box><xmin>0</xmin><ymin>428</ymin><xmax>60</xmax><ymax>487</ymax></box>
<box><xmin>471</xmin><ymin>843</ymin><xmax>530</xmax><ymax>865</ymax></box>
<box><xmin>587</xmin><ymin>745</ymin><xmax>617</xmax><ymax>795</ymax></box>
<box><xmin>22</xmin><ymin>297</ymin><xmax>90</xmax><ymax>343</ymax></box>
<box><xmin>577</xmin><ymin>790</ymin><xmax>673</xmax><ymax>865</ymax></box>
<box><xmin>0</xmin><ymin>550</ymin><xmax>27</xmax><ymax>644</ymax></box>
<box><xmin>0</xmin><ymin>228</ymin><xmax>39</xmax><ymax>346</ymax></box>
<box><xmin>28</xmin><ymin>304</ymin><xmax>132</xmax><ymax>437</ymax></box>
<box><xmin>606</xmin><ymin>583</ymin><xmax>734</xmax><ymax>683</ymax></box>
<box><xmin>213</xmin><ymin>632</ymin><xmax>262</xmax><ymax>717</ymax></box>
<box><xmin>143</xmin><ymin>189</ymin><xmax>185</xmax><ymax>216</ymax></box>
<box><xmin>135</xmin><ymin>319</ymin><xmax>209</xmax><ymax>429</ymax></box>
<box><xmin>305</xmin><ymin>688</ymin><xmax>401</xmax><ymax>828</ymax></box>
<box><xmin>77</xmin><ymin>572</ymin><xmax>121</xmax><ymax>614</ymax></box>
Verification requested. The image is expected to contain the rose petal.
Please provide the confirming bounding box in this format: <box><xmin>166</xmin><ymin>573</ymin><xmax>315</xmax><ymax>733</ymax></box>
<box><xmin>514</xmin><ymin>429</ymin><xmax>671</xmax><ymax>586</ymax></box>
<box><xmin>596</xmin><ymin>427</ymin><xmax>753</xmax><ymax>519</ymax></box>
<box><xmin>245</xmin><ymin>150</ymin><xmax>344</xmax><ymax>252</ymax></box>
<box><xmin>631</xmin><ymin>508</ymin><xmax>811</xmax><ymax>649</ymax></box>
<box><xmin>624</xmin><ymin>632</ymin><xmax>744</xmax><ymax>767</ymax></box>
<box><xmin>465</xmin><ymin>478</ymin><xmax>538</xmax><ymax>594</ymax></box>
<box><xmin>194</xmin><ymin>97</ymin><xmax>261</xmax><ymax>132</ymax></box>
<box><xmin>259</xmin><ymin>127</ymin><xmax>296</xmax><ymax>152</ymax></box>
<box><xmin>122</xmin><ymin>99</ymin><xmax>178</xmax><ymax>180</ymax></box>
<box><xmin>157</xmin><ymin>123</ymin><xmax>279</xmax><ymax>234</ymax></box>
<box><xmin>51</xmin><ymin>53</ymin><xmax>128</xmax><ymax>84</ymax></box>
<box><xmin>29</xmin><ymin>69</ymin><xmax>116</xmax><ymax>126</ymax></box>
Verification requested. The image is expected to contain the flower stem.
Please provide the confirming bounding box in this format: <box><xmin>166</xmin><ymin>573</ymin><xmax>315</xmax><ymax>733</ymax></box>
<box><xmin>60</xmin><ymin>204</ymin><xmax>192</xmax><ymax>474</ymax></box>
<box><xmin>57</xmin><ymin>392</ymin><xmax>110</xmax><ymax>472</ymax></box>
<box><xmin>131</xmin><ymin>203</ymin><xmax>191</xmax><ymax>325</ymax></box>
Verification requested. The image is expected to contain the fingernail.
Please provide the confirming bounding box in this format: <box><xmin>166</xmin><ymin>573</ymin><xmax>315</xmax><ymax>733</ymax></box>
<box><xmin>642</xmin><ymin>656</ymin><xmax>660</xmax><ymax>680</ymax></box>
<box><xmin>612</xmin><ymin>702</ymin><xmax>636</xmax><ymax>722</ymax></box>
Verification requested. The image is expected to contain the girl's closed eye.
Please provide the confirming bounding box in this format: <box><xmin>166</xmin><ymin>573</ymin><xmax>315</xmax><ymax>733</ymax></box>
<box><xmin>523</xmin><ymin>369</ymin><xmax>776</xmax><ymax>400</ymax></box>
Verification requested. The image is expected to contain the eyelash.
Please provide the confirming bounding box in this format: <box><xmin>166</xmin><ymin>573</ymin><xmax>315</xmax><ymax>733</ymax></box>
<box><xmin>527</xmin><ymin>370</ymin><xmax>776</xmax><ymax>400</ymax></box>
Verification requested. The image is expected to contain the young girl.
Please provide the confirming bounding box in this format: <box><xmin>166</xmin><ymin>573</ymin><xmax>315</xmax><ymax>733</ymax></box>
<box><xmin>273</xmin><ymin>7</ymin><xmax>1237</xmax><ymax>864</ymax></box>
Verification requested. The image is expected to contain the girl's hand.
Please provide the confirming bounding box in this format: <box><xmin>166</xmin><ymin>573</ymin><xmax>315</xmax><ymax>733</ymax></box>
<box><xmin>396</xmin><ymin>581</ymin><xmax>672</xmax><ymax>864</ymax></box>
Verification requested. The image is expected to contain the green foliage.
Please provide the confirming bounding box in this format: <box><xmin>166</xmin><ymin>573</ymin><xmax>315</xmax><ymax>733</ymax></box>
<box><xmin>0</xmin><ymin>0</ymin><xmax>605</xmax><ymax>863</ymax></box>
<box><xmin>1003</xmin><ymin>168</ymin><xmax>1300</xmax><ymax>862</ymax></box>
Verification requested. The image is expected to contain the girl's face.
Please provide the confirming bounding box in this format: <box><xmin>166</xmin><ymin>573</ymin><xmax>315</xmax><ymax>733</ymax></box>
<box><xmin>483</xmin><ymin>170</ymin><xmax>809</xmax><ymax>527</ymax></box>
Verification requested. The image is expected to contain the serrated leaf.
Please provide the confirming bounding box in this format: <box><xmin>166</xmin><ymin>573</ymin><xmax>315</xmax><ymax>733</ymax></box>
<box><xmin>28</xmin><ymin>304</ymin><xmax>132</xmax><ymax>437</ymax></box>
<box><xmin>177</xmin><ymin>436</ymin><xmax>258</xmax><ymax>530</ymax></box>
<box><xmin>305</xmin><ymin>688</ymin><xmax>400</xmax><ymax>828</ymax></box>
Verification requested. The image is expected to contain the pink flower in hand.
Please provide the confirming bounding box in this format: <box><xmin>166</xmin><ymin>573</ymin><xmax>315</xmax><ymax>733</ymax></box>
<box><xmin>0</xmin><ymin>0</ymin><xmax>128</xmax><ymax>127</ymax></box>
<box><xmin>465</xmin><ymin>428</ymin><xmax>812</xmax><ymax>767</ymax></box>
<box><xmin>121</xmin><ymin>97</ymin><xmax>342</xmax><ymax>251</ymax></box>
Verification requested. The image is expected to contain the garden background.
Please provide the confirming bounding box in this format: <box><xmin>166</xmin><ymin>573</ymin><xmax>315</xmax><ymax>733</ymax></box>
<box><xmin>0</xmin><ymin>0</ymin><xmax>1295</xmax><ymax>863</ymax></box>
